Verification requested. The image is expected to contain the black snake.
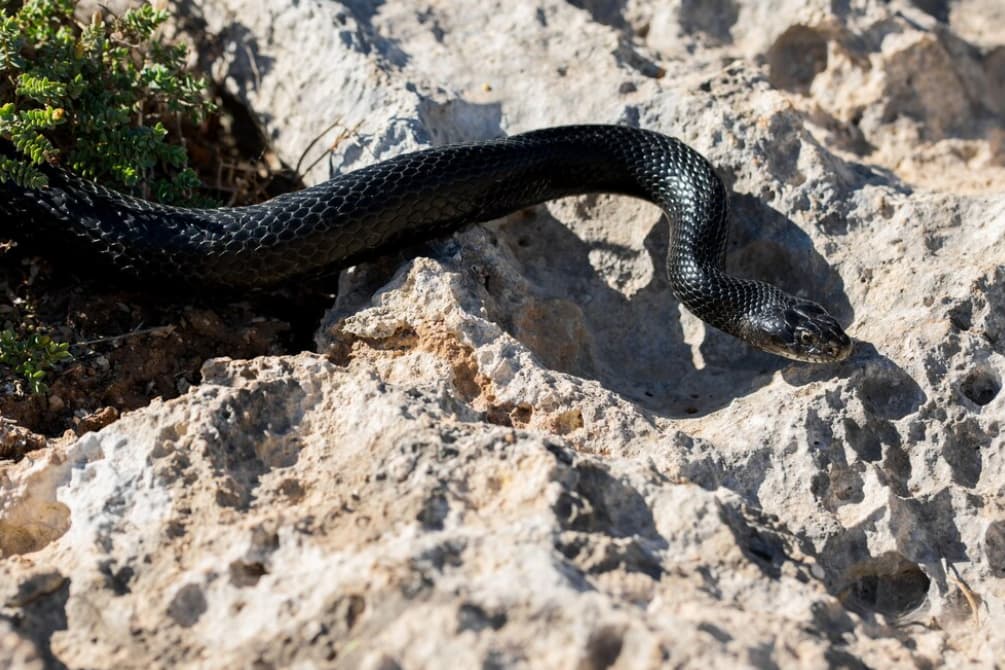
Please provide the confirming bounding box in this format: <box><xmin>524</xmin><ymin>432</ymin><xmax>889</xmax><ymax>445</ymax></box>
<box><xmin>0</xmin><ymin>125</ymin><xmax>852</xmax><ymax>362</ymax></box>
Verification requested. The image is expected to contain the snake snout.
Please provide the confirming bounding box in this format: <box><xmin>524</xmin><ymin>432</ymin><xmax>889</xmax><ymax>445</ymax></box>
<box><xmin>823</xmin><ymin>331</ymin><xmax>854</xmax><ymax>361</ymax></box>
<box><xmin>781</xmin><ymin>300</ymin><xmax>852</xmax><ymax>363</ymax></box>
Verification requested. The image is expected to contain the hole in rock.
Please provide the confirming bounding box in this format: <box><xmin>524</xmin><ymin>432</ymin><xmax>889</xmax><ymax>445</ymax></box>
<box><xmin>766</xmin><ymin>25</ymin><xmax>829</xmax><ymax>93</ymax></box>
<box><xmin>563</xmin><ymin>0</ymin><xmax>632</xmax><ymax>32</ymax></box>
<box><xmin>942</xmin><ymin>417</ymin><xmax>987</xmax><ymax>488</ymax></box>
<box><xmin>166</xmin><ymin>583</ymin><xmax>208</xmax><ymax>628</ymax></box>
<box><xmin>839</xmin><ymin>552</ymin><xmax>930</xmax><ymax>619</ymax></box>
<box><xmin>677</xmin><ymin>0</ymin><xmax>740</xmax><ymax>44</ymax></box>
<box><xmin>229</xmin><ymin>560</ymin><xmax>268</xmax><ymax>587</ymax></box>
<box><xmin>986</xmin><ymin>520</ymin><xmax>1005</xmax><ymax>578</ymax></box>
<box><xmin>857</xmin><ymin>368</ymin><xmax>925</xmax><ymax>420</ymax></box>
<box><xmin>416</xmin><ymin>492</ymin><xmax>449</xmax><ymax>531</ymax></box>
<box><xmin>0</xmin><ymin>443</ymin><xmax>82</xmax><ymax>554</ymax></box>
<box><xmin>457</xmin><ymin>603</ymin><xmax>507</xmax><ymax>633</ymax></box>
<box><xmin>948</xmin><ymin>302</ymin><xmax>972</xmax><ymax>331</ymax></box>
<box><xmin>582</xmin><ymin>625</ymin><xmax>624</xmax><ymax>670</ymax></box>
<box><xmin>828</xmin><ymin>467</ymin><xmax>865</xmax><ymax>505</ymax></box>
<box><xmin>0</xmin><ymin>506</ymin><xmax>70</xmax><ymax>557</ymax></box>
<box><xmin>959</xmin><ymin>367</ymin><xmax>1001</xmax><ymax>406</ymax></box>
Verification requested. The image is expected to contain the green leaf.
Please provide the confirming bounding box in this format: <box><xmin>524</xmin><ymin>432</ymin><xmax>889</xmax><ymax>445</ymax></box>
<box><xmin>16</xmin><ymin>72</ymin><xmax>66</xmax><ymax>104</ymax></box>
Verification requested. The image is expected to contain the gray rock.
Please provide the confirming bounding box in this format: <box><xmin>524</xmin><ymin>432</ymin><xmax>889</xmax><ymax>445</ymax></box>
<box><xmin>1</xmin><ymin>0</ymin><xmax>1003</xmax><ymax>667</ymax></box>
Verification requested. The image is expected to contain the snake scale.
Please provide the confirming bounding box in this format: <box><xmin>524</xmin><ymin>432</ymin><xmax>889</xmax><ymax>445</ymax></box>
<box><xmin>0</xmin><ymin>125</ymin><xmax>852</xmax><ymax>362</ymax></box>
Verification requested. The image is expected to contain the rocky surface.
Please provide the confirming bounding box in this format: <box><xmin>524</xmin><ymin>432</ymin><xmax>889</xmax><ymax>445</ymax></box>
<box><xmin>2</xmin><ymin>0</ymin><xmax>1004</xmax><ymax>667</ymax></box>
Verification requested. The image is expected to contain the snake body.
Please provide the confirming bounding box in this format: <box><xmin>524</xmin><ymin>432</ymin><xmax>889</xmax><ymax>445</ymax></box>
<box><xmin>0</xmin><ymin>125</ymin><xmax>851</xmax><ymax>362</ymax></box>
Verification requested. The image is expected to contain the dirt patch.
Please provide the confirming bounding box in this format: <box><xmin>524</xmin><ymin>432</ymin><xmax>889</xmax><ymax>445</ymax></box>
<box><xmin>0</xmin><ymin>250</ymin><xmax>322</xmax><ymax>438</ymax></box>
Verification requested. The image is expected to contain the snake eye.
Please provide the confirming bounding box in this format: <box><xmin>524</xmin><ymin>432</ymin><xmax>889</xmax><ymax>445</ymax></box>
<box><xmin>797</xmin><ymin>330</ymin><xmax>814</xmax><ymax>345</ymax></box>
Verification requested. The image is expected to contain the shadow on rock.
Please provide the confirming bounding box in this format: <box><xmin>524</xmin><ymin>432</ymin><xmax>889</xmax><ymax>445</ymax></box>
<box><xmin>726</xmin><ymin>194</ymin><xmax>854</xmax><ymax>326</ymax></box>
<box><xmin>492</xmin><ymin>192</ymin><xmax>855</xmax><ymax>417</ymax></box>
<box><xmin>172</xmin><ymin>2</ymin><xmax>276</xmax><ymax>111</ymax></box>
<box><xmin>340</xmin><ymin>0</ymin><xmax>410</xmax><ymax>67</ymax></box>
<box><xmin>2</xmin><ymin>573</ymin><xmax>69</xmax><ymax>670</ymax></box>
<box><xmin>552</xmin><ymin>459</ymin><xmax>668</xmax><ymax>581</ymax></box>
<box><xmin>784</xmin><ymin>341</ymin><xmax>927</xmax><ymax>420</ymax></box>
<box><xmin>719</xmin><ymin>502</ymin><xmax>790</xmax><ymax>579</ymax></box>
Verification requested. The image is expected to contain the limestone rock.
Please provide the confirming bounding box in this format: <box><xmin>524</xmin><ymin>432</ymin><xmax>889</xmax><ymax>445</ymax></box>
<box><xmin>1</xmin><ymin>0</ymin><xmax>1003</xmax><ymax>668</ymax></box>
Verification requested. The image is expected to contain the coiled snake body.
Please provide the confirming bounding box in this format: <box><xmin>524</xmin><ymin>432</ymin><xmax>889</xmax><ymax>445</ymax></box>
<box><xmin>0</xmin><ymin>125</ymin><xmax>851</xmax><ymax>362</ymax></box>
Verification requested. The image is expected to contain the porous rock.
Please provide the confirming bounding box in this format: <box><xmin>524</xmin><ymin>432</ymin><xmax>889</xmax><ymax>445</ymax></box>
<box><xmin>1</xmin><ymin>0</ymin><xmax>1003</xmax><ymax>667</ymax></box>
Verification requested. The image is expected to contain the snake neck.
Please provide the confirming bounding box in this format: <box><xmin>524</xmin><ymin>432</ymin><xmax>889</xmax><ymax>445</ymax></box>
<box><xmin>666</xmin><ymin>260</ymin><xmax>792</xmax><ymax>341</ymax></box>
<box><xmin>654</xmin><ymin>165</ymin><xmax>759</xmax><ymax>339</ymax></box>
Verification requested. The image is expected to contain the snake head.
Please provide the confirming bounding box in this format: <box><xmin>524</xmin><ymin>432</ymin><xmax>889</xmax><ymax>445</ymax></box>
<box><xmin>747</xmin><ymin>298</ymin><xmax>853</xmax><ymax>363</ymax></box>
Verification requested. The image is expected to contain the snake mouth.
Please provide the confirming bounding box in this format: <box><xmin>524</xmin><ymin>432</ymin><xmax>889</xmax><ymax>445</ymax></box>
<box><xmin>781</xmin><ymin>338</ymin><xmax>854</xmax><ymax>363</ymax></box>
<box><xmin>789</xmin><ymin>331</ymin><xmax>854</xmax><ymax>363</ymax></box>
<box><xmin>740</xmin><ymin>333</ymin><xmax>854</xmax><ymax>363</ymax></box>
<box><xmin>826</xmin><ymin>338</ymin><xmax>855</xmax><ymax>362</ymax></box>
<box><xmin>763</xmin><ymin>342</ymin><xmax>850</xmax><ymax>363</ymax></box>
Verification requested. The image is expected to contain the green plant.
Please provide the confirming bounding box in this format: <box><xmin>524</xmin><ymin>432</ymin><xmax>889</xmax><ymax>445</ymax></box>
<box><xmin>0</xmin><ymin>1</ymin><xmax>216</xmax><ymax>395</ymax></box>
<box><xmin>0</xmin><ymin>328</ymin><xmax>70</xmax><ymax>394</ymax></box>
<box><xmin>0</xmin><ymin>0</ymin><xmax>215</xmax><ymax>203</ymax></box>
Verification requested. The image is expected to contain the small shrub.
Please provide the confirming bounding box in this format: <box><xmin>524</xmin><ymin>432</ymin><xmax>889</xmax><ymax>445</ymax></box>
<box><xmin>0</xmin><ymin>328</ymin><xmax>70</xmax><ymax>394</ymax></box>
<box><xmin>0</xmin><ymin>0</ymin><xmax>215</xmax><ymax>204</ymax></box>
